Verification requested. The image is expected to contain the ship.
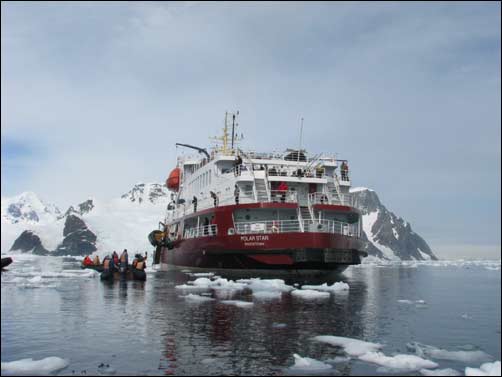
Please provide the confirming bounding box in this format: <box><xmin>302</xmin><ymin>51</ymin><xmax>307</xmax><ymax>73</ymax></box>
<box><xmin>149</xmin><ymin>112</ymin><xmax>367</xmax><ymax>275</ymax></box>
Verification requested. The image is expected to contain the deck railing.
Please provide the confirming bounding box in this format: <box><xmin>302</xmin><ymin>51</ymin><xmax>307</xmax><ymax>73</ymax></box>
<box><xmin>308</xmin><ymin>192</ymin><xmax>354</xmax><ymax>206</ymax></box>
<box><xmin>234</xmin><ymin>219</ymin><xmax>359</xmax><ymax>237</ymax></box>
<box><xmin>183</xmin><ymin>225</ymin><xmax>218</xmax><ymax>239</ymax></box>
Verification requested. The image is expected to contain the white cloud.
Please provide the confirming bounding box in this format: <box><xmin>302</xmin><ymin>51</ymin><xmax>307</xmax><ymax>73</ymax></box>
<box><xmin>1</xmin><ymin>2</ymin><xmax>500</xmax><ymax>248</ymax></box>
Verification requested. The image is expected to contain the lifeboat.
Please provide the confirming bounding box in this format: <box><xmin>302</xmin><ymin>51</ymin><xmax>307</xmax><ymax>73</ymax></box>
<box><xmin>166</xmin><ymin>167</ymin><xmax>181</xmax><ymax>191</ymax></box>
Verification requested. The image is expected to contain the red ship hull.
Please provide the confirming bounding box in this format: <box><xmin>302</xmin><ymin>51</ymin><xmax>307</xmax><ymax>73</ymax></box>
<box><xmin>157</xmin><ymin>203</ymin><xmax>365</xmax><ymax>274</ymax></box>
<box><xmin>159</xmin><ymin>232</ymin><xmax>365</xmax><ymax>274</ymax></box>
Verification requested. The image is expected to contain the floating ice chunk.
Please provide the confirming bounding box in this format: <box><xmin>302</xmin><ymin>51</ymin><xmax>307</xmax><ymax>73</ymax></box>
<box><xmin>398</xmin><ymin>300</ymin><xmax>414</xmax><ymax>304</ymax></box>
<box><xmin>181</xmin><ymin>294</ymin><xmax>215</xmax><ymax>303</ymax></box>
<box><xmin>1</xmin><ymin>356</ymin><xmax>69</xmax><ymax>375</ymax></box>
<box><xmin>28</xmin><ymin>276</ymin><xmax>43</xmax><ymax>284</ymax></box>
<box><xmin>210</xmin><ymin>278</ymin><xmax>247</xmax><ymax>290</ymax></box>
<box><xmin>220</xmin><ymin>300</ymin><xmax>253</xmax><ymax>308</ymax></box>
<box><xmin>192</xmin><ymin>277</ymin><xmax>212</xmax><ymax>286</ymax></box>
<box><xmin>272</xmin><ymin>323</ymin><xmax>287</xmax><ymax>328</ymax></box>
<box><xmin>301</xmin><ymin>282</ymin><xmax>349</xmax><ymax>292</ymax></box>
<box><xmin>485</xmin><ymin>266</ymin><xmax>500</xmax><ymax>271</ymax></box>
<box><xmin>253</xmin><ymin>291</ymin><xmax>282</xmax><ymax>300</ymax></box>
<box><xmin>238</xmin><ymin>278</ymin><xmax>294</xmax><ymax>293</ymax></box>
<box><xmin>290</xmin><ymin>354</ymin><xmax>332</xmax><ymax>371</ymax></box>
<box><xmin>465</xmin><ymin>361</ymin><xmax>501</xmax><ymax>376</ymax></box>
<box><xmin>358</xmin><ymin>352</ymin><xmax>438</xmax><ymax>372</ymax></box>
<box><xmin>407</xmin><ymin>342</ymin><xmax>493</xmax><ymax>363</ymax></box>
<box><xmin>420</xmin><ymin>368</ymin><xmax>461</xmax><ymax>376</ymax></box>
<box><xmin>461</xmin><ymin>313</ymin><xmax>473</xmax><ymax>320</ymax></box>
<box><xmin>398</xmin><ymin>299</ymin><xmax>427</xmax><ymax>306</ymax></box>
<box><xmin>313</xmin><ymin>336</ymin><xmax>382</xmax><ymax>357</ymax></box>
<box><xmin>174</xmin><ymin>284</ymin><xmax>209</xmax><ymax>290</ymax></box>
<box><xmin>291</xmin><ymin>289</ymin><xmax>330</xmax><ymax>299</ymax></box>
<box><xmin>190</xmin><ymin>272</ymin><xmax>215</xmax><ymax>277</ymax></box>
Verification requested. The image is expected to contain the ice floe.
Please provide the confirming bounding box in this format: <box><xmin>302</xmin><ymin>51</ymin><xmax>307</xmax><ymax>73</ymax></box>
<box><xmin>465</xmin><ymin>361</ymin><xmax>501</xmax><ymax>376</ymax></box>
<box><xmin>397</xmin><ymin>299</ymin><xmax>414</xmax><ymax>304</ymax></box>
<box><xmin>252</xmin><ymin>291</ymin><xmax>282</xmax><ymax>300</ymax></box>
<box><xmin>397</xmin><ymin>299</ymin><xmax>428</xmax><ymax>308</ymax></box>
<box><xmin>192</xmin><ymin>277</ymin><xmax>212</xmax><ymax>286</ymax></box>
<box><xmin>358</xmin><ymin>351</ymin><xmax>438</xmax><ymax>372</ymax></box>
<box><xmin>272</xmin><ymin>323</ymin><xmax>287</xmax><ymax>328</ymax></box>
<box><xmin>312</xmin><ymin>336</ymin><xmax>382</xmax><ymax>357</ymax></box>
<box><xmin>1</xmin><ymin>356</ymin><xmax>69</xmax><ymax>375</ymax></box>
<box><xmin>220</xmin><ymin>300</ymin><xmax>254</xmax><ymax>308</ymax></box>
<box><xmin>289</xmin><ymin>354</ymin><xmax>332</xmax><ymax>372</ymax></box>
<box><xmin>291</xmin><ymin>289</ymin><xmax>330</xmax><ymax>299</ymax></box>
<box><xmin>176</xmin><ymin>276</ymin><xmax>295</xmax><ymax>299</ymax></box>
<box><xmin>181</xmin><ymin>294</ymin><xmax>215</xmax><ymax>303</ymax></box>
<box><xmin>301</xmin><ymin>282</ymin><xmax>349</xmax><ymax>292</ymax></box>
<box><xmin>237</xmin><ymin>278</ymin><xmax>294</xmax><ymax>293</ymax></box>
<box><xmin>189</xmin><ymin>272</ymin><xmax>215</xmax><ymax>277</ymax></box>
<box><xmin>420</xmin><ymin>368</ymin><xmax>461</xmax><ymax>376</ymax></box>
<box><xmin>407</xmin><ymin>342</ymin><xmax>493</xmax><ymax>363</ymax></box>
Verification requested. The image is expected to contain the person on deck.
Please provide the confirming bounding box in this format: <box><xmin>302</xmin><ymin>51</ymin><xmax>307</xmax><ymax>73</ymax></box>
<box><xmin>234</xmin><ymin>184</ymin><xmax>240</xmax><ymax>205</ymax></box>
<box><xmin>341</xmin><ymin>161</ymin><xmax>349</xmax><ymax>181</ymax></box>
<box><xmin>192</xmin><ymin>196</ymin><xmax>198</xmax><ymax>212</ymax></box>
<box><xmin>277</xmin><ymin>181</ymin><xmax>288</xmax><ymax>203</ymax></box>
<box><xmin>210</xmin><ymin>216</ymin><xmax>217</xmax><ymax>235</ymax></box>
<box><xmin>93</xmin><ymin>254</ymin><xmax>101</xmax><ymax>266</ymax></box>
<box><xmin>203</xmin><ymin>217</ymin><xmax>210</xmax><ymax>235</ymax></box>
<box><xmin>210</xmin><ymin>191</ymin><xmax>218</xmax><ymax>207</ymax></box>
<box><xmin>235</xmin><ymin>155</ymin><xmax>243</xmax><ymax>176</ymax></box>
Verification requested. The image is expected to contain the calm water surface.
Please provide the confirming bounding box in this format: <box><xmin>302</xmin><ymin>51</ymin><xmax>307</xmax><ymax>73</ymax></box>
<box><xmin>1</xmin><ymin>255</ymin><xmax>500</xmax><ymax>375</ymax></box>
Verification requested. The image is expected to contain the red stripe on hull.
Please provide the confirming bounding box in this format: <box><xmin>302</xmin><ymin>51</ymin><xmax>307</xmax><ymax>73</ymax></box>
<box><xmin>160</xmin><ymin>232</ymin><xmax>364</xmax><ymax>271</ymax></box>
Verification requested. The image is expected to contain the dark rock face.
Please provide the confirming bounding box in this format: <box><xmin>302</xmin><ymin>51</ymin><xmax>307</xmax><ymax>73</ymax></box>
<box><xmin>10</xmin><ymin>230</ymin><xmax>49</xmax><ymax>255</ymax></box>
<box><xmin>360</xmin><ymin>230</ymin><xmax>385</xmax><ymax>259</ymax></box>
<box><xmin>121</xmin><ymin>183</ymin><xmax>170</xmax><ymax>204</ymax></box>
<box><xmin>53</xmin><ymin>215</ymin><xmax>97</xmax><ymax>256</ymax></box>
<box><xmin>60</xmin><ymin>199</ymin><xmax>95</xmax><ymax>219</ymax></box>
<box><xmin>352</xmin><ymin>189</ymin><xmax>437</xmax><ymax>261</ymax></box>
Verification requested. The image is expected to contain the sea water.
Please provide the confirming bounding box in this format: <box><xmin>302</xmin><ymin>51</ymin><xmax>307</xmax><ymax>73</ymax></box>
<box><xmin>1</xmin><ymin>254</ymin><xmax>500</xmax><ymax>376</ymax></box>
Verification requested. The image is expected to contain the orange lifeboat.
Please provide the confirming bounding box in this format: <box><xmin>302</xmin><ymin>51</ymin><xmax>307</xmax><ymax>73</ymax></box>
<box><xmin>166</xmin><ymin>168</ymin><xmax>181</xmax><ymax>191</ymax></box>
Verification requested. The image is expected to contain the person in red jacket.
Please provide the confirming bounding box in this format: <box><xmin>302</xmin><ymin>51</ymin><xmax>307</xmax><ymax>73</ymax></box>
<box><xmin>83</xmin><ymin>255</ymin><xmax>93</xmax><ymax>266</ymax></box>
<box><xmin>277</xmin><ymin>181</ymin><xmax>288</xmax><ymax>203</ymax></box>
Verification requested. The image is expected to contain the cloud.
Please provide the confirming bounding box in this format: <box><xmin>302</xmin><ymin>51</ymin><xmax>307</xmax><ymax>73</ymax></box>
<box><xmin>1</xmin><ymin>2</ymin><xmax>500</xmax><ymax>248</ymax></box>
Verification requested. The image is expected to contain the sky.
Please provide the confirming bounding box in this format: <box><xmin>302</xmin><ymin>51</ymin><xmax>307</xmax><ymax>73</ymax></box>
<box><xmin>1</xmin><ymin>1</ymin><xmax>500</xmax><ymax>259</ymax></box>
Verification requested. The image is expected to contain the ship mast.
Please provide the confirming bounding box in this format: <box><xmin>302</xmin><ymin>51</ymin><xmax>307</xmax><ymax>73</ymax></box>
<box><xmin>211</xmin><ymin>111</ymin><xmax>240</xmax><ymax>155</ymax></box>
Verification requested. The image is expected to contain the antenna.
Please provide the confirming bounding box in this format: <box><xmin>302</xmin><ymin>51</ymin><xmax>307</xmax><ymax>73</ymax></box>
<box><xmin>298</xmin><ymin>117</ymin><xmax>304</xmax><ymax>162</ymax></box>
<box><xmin>231</xmin><ymin>114</ymin><xmax>235</xmax><ymax>150</ymax></box>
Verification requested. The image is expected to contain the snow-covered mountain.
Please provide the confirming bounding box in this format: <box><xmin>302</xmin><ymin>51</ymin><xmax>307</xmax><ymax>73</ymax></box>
<box><xmin>2</xmin><ymin>183</ymin><xmax>170</xmax><ymax>257</ymax></box>
<box><xmin>120</xmin><ymin>183</ymin><xmax>172</xmax><ymax>204</ymax></box>
<box><xmin>2</xmin><ymin>183</ymin><xmax>435</xmax><ymax>261</ymax></box>
<box><xmin>1</xmin><ymin>191</ymin><xmax>61</xmax><ymax>224</ymax></box>
<box><xmin>351</xmin><ymin>187</ymin><xmax>437</xmax><ymax>261</ymax></box>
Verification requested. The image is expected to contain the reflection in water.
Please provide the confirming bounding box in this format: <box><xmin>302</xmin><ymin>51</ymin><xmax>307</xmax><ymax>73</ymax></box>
<box><xmin>2</xmin><ymin>261</ymin><xmax>500</xmax><ymax>376</ymax></box>
<box><xmin>146</xmin><ymin>271</ymin><xmax>369</xmax><ymax>375</ymax></box>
